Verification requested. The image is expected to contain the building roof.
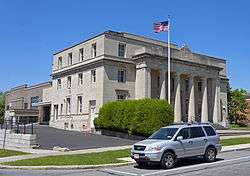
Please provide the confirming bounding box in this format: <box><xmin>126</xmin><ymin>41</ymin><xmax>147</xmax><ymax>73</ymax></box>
<box><xmin>53</xmin><ymin>30</ymin><xmax>225</xmax><ymax>62</ymax></box>
<box><xmin>53</xmin><ymin>30</ymin><xmax>179</xmax><ymax>55</ymax></box>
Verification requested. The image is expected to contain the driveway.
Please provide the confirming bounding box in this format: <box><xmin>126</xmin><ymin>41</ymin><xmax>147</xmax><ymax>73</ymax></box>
<box><xmin>34</xmin><ymin>125</ymin><xmax>136</xmax><ymax>150</ymax></box>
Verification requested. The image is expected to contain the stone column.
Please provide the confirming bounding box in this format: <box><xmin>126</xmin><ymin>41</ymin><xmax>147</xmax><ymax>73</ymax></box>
<box><xmin>213</xmin><ymin>78</ymin><xmax>221</xmax><ymax>123</ymax></box>
<box><xmin>174</xmin><ymin>73</ymin><xmax>182</xmax><ymax>122</ymax></box>
<box><xmin>160</xmin><ymin>69</ymin><xmax>166</xmax><ymax>99</ymax></box>
<box><xmin>201</xmin><ymin>77</ymin><xmax>208</xmax><ymax>122</ymax></box>
<box><xmin>135</xmin><ymin>67</ymin><xmax>151</xmax><ymax>99</ymax></box>
<box><xmin>38</xmin><ymin>106</ymin><xmax>44</xmax><ymax>123</ymax></box>
<box><xmin>188</xmin><ymin>75</ymin><xmax>195</xmax><ymax>122</ymax></box>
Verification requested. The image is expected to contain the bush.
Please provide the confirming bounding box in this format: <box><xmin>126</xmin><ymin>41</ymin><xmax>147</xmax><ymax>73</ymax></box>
<box><xmin>95</xmin><ymin>99</ymin><xmax>174</xmax><ymax>136</ymax></box>
<box><xmin>238</xmin><ymin>120</ymin><xmax>248</xmax><ymax>127</ymax></box>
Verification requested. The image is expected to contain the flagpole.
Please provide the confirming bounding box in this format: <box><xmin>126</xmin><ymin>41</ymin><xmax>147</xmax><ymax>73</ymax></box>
<box><xmin>167</xmin><ymin>16</ymin><xmax>171</xmax><ymax>104</ymax></box>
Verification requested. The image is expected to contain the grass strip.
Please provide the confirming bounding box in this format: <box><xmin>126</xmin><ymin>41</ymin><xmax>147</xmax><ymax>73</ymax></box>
<box><xmin>0</xmin><ymin>149</ymin><xmax>28</xmax><ymax>158</ymax></box>
<box><xmin>5</xmin><ymin>149</ymin><xmax>131</xmax><ymax>166</ymax></box>
<box><xmin>221</xmin><ymin>137</ymin><xmax>250</xmax><ymax>146</ymax></box>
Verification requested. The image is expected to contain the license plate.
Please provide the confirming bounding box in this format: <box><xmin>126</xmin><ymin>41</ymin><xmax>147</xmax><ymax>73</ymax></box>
<box><xmin>134</xmin><ymin>154</ymin><xmax>139</xmax><ymax>159</ymax></box>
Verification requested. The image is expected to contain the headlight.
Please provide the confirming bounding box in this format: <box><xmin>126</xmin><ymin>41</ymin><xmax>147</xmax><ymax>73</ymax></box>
<box><xmin>147</xmin><ymin>145</ymin><xmax>162</xmax><ymax>151</ymax></box>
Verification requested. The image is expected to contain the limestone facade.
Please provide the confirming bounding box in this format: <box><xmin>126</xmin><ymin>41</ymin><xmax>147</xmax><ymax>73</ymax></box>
<box><xmin>41</xmin><ymin>31</ymin><xmax>228</xmax><ymax>131</ymax></box>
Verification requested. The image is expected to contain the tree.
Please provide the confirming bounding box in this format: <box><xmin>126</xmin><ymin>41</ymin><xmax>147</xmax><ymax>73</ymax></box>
<box><xmin>0</xmin><ymin>92</ymin><xmax>5</xmax><ymax>123</ymax></box>
<box><xmin>227</xmin><ymin>88</ymin><xmax>248</xmax><ymax>124</ymax></box>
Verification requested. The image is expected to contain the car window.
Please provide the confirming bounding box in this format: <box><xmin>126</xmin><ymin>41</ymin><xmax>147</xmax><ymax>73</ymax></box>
<box><xmin>190</xmin><ymin>127</ymin><xmax>205</xmax><ymax>138</ymax></box>
<box><xmin>203</xmin><ymin>126</ymin><xmax>216</xmax><ymax>136</ymax></box>
<box><xmin>149</xmin><ymin>128</ymin><xmax>178</xmax><ymax>140</ymax></box>
<box><xmin>176</xmin><ymin>128</ymin><xmax>190</xmax><ymax>140</ymax></box>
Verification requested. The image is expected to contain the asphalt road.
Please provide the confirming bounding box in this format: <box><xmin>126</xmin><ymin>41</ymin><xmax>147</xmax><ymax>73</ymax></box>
<box><xmin>1</xmin><ymin>149</ymin><xmax>250</xmax><ymax>176</ymax></box>
<box><xmin>34</xmin><ymin>125</ymin><xmax>135</xmax><ymax>150</ymax></box>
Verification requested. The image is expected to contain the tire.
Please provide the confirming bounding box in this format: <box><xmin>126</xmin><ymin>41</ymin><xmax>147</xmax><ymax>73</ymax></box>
<box><xmin>161</xmin><ymin>152</ymin><xmax>176</xmax><ymax>169</ymax></box>
<box><xmin>204</xmin><ymin>147</ymin><xmax>217</xmax><ymax>162</ymax></box>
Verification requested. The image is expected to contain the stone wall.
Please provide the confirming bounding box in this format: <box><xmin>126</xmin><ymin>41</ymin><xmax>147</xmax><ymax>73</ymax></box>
<box><xmin>0</xmin><ymin>129</ymin><xmax>37</xmax><ymax>149</ymax></box>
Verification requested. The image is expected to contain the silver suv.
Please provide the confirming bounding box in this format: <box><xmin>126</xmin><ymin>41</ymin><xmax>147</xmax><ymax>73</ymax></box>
<box><xmin>131</xmin><ymin>123</ymin><xmax>221</xmax><ymax>169</ymax></box>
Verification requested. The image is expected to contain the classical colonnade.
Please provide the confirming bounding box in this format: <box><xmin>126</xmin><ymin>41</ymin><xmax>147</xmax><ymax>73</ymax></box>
<box><xmin>136</xmin><ymin>67</ymin><xmax>222</xmax><ymax>123</ymax></box>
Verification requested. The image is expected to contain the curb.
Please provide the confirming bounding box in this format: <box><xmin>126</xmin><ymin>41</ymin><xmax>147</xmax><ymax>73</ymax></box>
<box><xmin>0</xmin><ymin>161</ymin><xmax>134</xmax><ymax>170</ymax></box>
<box><xmin>1</xmin><ymin>145</ymin><xmax>250</xmax><ymax>170</ymax></box>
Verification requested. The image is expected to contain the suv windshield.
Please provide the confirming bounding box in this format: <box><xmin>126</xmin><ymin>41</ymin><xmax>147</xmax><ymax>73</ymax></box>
<box><xmin>149</xmin><ymin>128</ymin><xmax>178</xmax><ymax>140</ymax></box>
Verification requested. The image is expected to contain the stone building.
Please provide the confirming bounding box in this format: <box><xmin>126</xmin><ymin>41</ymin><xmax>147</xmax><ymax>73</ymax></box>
<box><xmin>38</xmin><ymin>30</ymin><xmax>228</xmax><ymax>131</ymax></box>
<box><xmin>5</xmin><ymin>82</ymin><xmax>51</xmax><ymax>123</ymax></box>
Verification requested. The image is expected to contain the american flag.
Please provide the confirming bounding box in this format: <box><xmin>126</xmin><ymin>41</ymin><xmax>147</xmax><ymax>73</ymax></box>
<box><xmin>153</xmin><ymin>21</ymin><xmax>169</xmax><ymax>33</ymax></box>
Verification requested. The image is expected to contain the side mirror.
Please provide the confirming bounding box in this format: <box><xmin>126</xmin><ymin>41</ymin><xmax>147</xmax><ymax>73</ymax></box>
<box><xmin>177</xmin><ymin>136</ymin><xmax>183</xmax><ymax>141</ymax></box>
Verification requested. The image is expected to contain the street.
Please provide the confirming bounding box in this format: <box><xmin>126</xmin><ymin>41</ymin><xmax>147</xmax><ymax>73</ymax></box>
<box><xmin>1</xmin><ymin>149</ymin><xmax>250</xmax><ymax>176</ymax></box>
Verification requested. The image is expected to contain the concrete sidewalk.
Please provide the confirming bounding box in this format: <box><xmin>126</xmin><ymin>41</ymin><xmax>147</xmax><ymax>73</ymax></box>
<box><xmin>0</xmin><ymin>143</ymin><xmax>249</xmax><ymax>170</ymax></box>
<box><xmin>0</xmin><ymin>145</ymin><xmax>132</xmax><ymax>163</ymax></box>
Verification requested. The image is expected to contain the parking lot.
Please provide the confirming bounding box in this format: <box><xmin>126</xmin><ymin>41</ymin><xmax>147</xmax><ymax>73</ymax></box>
<box><xmin>34</xmin><ymin>125</ymin><xmax>136</xmax><ymax>150</ymax></box>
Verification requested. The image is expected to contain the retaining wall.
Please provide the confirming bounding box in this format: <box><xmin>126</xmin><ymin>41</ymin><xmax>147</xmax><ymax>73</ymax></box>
<box><xmin>0</xmin><ymin>129</ymin><xmax>37</xmax><ymax>149</ymax></box>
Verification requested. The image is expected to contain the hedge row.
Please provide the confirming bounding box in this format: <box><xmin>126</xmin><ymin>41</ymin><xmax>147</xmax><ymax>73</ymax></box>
<box><xmin>95</xmin><ymin>99</ymin><xmax>174</xmax><ymax>136</ymax></box>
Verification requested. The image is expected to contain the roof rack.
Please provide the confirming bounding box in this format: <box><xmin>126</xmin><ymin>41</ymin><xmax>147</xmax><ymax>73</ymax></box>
<box><xmin>170</xmin><ymin>122</ymin><xmax>212</xmax><ymax>126</ymax></box>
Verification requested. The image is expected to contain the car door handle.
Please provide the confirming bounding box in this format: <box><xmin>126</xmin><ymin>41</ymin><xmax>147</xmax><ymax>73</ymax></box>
<box><xmin>188</xmin><ymin>141</ymin><xmax>193</xmax><ymax>144</ymax></box>
<box><xmin>204</xmin><ymin>139</ymin><xmax>208</xmax><ymax>142</ymax></box>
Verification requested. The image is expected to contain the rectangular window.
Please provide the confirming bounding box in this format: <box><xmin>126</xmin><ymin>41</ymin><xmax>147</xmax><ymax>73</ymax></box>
<box><xmin>24</xmin><ymin>103</ymin><xmax>28</xmax><ymax>109</ymax></box>
<box><xmin>68</xmin><ymin>52</ymin><xmax>73</xmax><ymax>65</ymax></box>
<box><xmin>185</xmin><ymin>79</ymin><xmax>189</xmax><ymax>92</ymax></box>
<box><xmin>60</xmin><ymin>104</ymin><xmax>63</xmax><ymax>115</ymax></box>
<box><xmin>58</xmin><ymin>57</ymin><xmax>62</xmax><ymax>69</ymax></box>
<box><xmin>91</xmin><ymin>43</ymin><xmax>97</xmax><ymax>58</ymax></box>
<box><xmin>54</xmin><ymin>105</ymin><xmax>58</xmax><ymax>120</ymax></box>
<box><xmin>198</xmin><ymin>81</ymin><xmax>202</xmax><ymax>92</ymax></box>
<box><xmin>67</xmin><ymin>76</ymin><xmax>71</xmax><ymax>89</ymax></box>
<box><xmin>171</xmin><ymin>78</ymin><xmax>175</xmax><ymax>91</ymax></box>
<box><xmin>190</xmin><ymin>127</ymin><xmax>205</xmax><ymax>138</ymax></box>
<box><xmin>31</xmin><ymin>96</ymin><xmax>39</xmax><ymax>107</ymax></box>
<box><xmin>117</xmin><ymin>94</ymin><xmax>127</xmax><ymax>100</ymax></box>
<box><xmin>66</xmin><ymin>98</ymin><xmax>71</xmax><ymax>115</ymax></box>
<box><xmin>118</xmin><ymin>43</ymin><xmax>126</xmax><ymax>57</ymax></box>
<box><xmin>57</xmin><ymin>79</ymin><xmax>61</xmax><ymax>90</ymax></box>
<box><xmin>157</xmin><ymin>76</ymin><xmax>160</xmax><ymax>88</ymax></box>
<box><xmin>78</xmin><ymin>96</ymin><xmax>83</xmax><ymax>113</ymax></box>
<box><xmin>176</xmin><ymin>128</ymin><xmax>190</xmax><ymax>140</ymax></box>
<box><xmin>185</xmin><ymin>98</ymin><xmax>189</xmax><ymax>115</ymax></box>
<box><xmin>91</xmin><ymin>70</ymin><xmax>96</xmax><ymax>83</ymax></box>
<box><xmin>79</xmin><ymin>48</ymin><xmax>84</xmax><ymax>61</ymax></box>
<box><xmin>118</xmin><ymin>70</ymin><xmax>126</xmax><ymax>83</ymax></box>
<box><xmin>203</xmin><ymin>126</ymin><xmax>216</xmax><ymax>136</ymax></box>
<box><xmin>78</xmin><ymin>73</ymin><xmax>83</xmax><ymax>85</ymax></box>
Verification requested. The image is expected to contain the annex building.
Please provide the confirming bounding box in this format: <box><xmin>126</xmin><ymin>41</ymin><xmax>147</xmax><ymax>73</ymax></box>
<box><xmin>5</xmin><ymin>31</ymin><xmax>228</xmax><ymax>131</ymax></box>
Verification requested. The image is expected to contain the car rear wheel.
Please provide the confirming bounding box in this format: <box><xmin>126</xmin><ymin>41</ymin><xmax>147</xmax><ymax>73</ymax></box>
<box><xmin>204</xmin><ymin>147</ymin><xmax>216</xmax><ymax>162</ymax></box>
<box><xmin>161</xmin><ymin>152</ymin><xmax>175</xmax><ymax>169</ymax></box>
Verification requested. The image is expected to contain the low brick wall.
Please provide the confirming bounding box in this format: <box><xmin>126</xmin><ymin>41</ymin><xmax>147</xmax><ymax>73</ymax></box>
<box><xmin>96</xmin><ymin>129</ymin><xmax>146</xmax><ymax>141</ymax></box>
<box><xmin>0</xmin><ymin>129</ymin><xmax>37</xmax><ymax>149</ymax></box>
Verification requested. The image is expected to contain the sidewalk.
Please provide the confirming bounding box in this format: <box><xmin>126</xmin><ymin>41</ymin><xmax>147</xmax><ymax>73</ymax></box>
<box><xmin>0</xmin><ymin>143</ymin><xmax>249</xmax><ymax>170</ymax></box>
<box><xmin>0</xmin><ymin>145</ymin><xmax>132</xmax><ymax>163</ymax></box>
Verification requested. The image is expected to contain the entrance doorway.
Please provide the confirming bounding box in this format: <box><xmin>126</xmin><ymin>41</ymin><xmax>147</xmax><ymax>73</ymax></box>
<box><xmin>89</xmin><ymin>100</ymin><xmax>96</xmax><ymax>129</ymax></box>
<box><xmin>43</xmin><ymin>106</ymin><xmax>51</xmax><ymax>122</ymax></box>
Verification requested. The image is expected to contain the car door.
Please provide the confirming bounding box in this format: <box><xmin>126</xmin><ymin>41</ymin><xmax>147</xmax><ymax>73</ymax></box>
<box><xmin>173</xmin><ymin>127</ymin><xmax>193</xmax><ymax>158</ymax></box>
<box><xmin>189</xmin><ymin>127</ymin><xmax>207</xmax><ymax>156</ymax></box>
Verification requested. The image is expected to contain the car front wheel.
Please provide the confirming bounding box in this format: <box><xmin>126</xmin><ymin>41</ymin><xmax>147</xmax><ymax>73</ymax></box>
<box><xmin>204</xmin><ymin>147</ymin><xmax>217</xmax><ymax>162</ymax></box>
<box><xmin>161</xmin><ymin>152</ymin><xmax>176</xmax><ymax>169</ymax></box>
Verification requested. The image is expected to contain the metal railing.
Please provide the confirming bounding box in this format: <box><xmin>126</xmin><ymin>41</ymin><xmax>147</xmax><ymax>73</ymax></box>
<box><xmin>0</xmin><ymin>119</ymin><xmax>34</xmax><ymax>134</ymax></box>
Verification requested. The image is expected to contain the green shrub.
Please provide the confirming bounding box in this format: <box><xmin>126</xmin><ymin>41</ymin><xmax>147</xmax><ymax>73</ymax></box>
<box><xmin>95</xmin><ymin>99</ymin><xmax>174</xmax><ymax>136</ymax></box>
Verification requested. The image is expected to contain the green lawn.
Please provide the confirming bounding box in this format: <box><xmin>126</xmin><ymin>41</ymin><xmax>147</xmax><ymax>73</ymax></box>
<box><xmin>221</xmin><ymin>137</ymin><xmax>250</xmax><ymax>146</ymax></box>
<box><xmin>229</xmin><ymin>123</ymin><xmax>250</xmax><ymax>130</ymax></box>
<box><xmin>4</xmin><ymin>149</ymin><xmax>131</xmax><ymax>166</ymax></box>
<box><xmin>0</xmin><ymin>149</ymin><xmax>28</xmax><ymax>158</ymax></box>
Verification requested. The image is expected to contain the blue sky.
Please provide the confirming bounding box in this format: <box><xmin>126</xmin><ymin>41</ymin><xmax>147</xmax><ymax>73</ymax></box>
<box><xmin>0</xmin><ymin>0</ymin><xmax>249</xmax><ymax>92</ymax></box>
